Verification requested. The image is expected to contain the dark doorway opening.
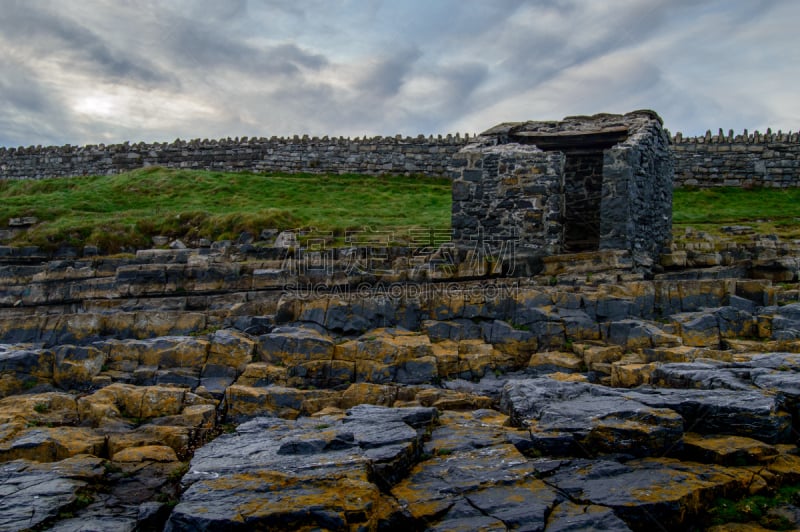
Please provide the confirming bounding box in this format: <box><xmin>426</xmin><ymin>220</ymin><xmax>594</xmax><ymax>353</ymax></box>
<box><xmin>509</xmin><ymin>126</ymin><xmax>628</xmax><ymax>254</ymax></box>
<box><xmin>562</xmin><ymin>150</ymin><xmax>604</xmax><ymax>252</ymax></box>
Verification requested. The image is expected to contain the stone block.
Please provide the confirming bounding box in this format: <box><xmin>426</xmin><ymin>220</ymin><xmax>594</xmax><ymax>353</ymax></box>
<box><xmin>611</xmin><ymin>362</ymin><xmax>658</xmax><ymax>387</ymax></box>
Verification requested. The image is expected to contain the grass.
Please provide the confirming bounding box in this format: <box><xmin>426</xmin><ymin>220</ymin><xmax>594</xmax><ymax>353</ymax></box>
<box><xmin>708</xmin><ymin>482</ymin><xmax>800</xmax><ymax>529</ymax></box>
<box><xmin>0</xmin><ymin>167</ymin><xmax>451</xmax><ymax>253</ymax></box>
<box><xmin>167</xmin><ymin>462</ymin><xmax>190</xmax><ymax>482</ymax></box>
<box><xmin>2</xmin><ymin>169</ymin><xmax>799</xmax><ymax>254</ymax></box>
<box><xmin>673</xmin><ymin>187</ymin><xmax>800</xmax><ymax>240</ymax></box>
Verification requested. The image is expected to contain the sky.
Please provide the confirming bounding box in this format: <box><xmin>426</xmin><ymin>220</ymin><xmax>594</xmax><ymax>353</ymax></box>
<box><xmin>1</xmin><ymin>0</ymin><xmax>798</xmax><ymax>148</ymax></box>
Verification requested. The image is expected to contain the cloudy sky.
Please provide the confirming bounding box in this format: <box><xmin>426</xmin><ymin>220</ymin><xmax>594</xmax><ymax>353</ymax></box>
<box><xmin>1</xmin><ymin>0</ymin><xmax>797</xmax><ymax>147</ymax></box>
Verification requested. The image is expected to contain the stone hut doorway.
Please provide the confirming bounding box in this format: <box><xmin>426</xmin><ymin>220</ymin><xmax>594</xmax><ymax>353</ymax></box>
<box><xmin>450</xmin><ymin>111</ymin><xmax>673</xmax><ymax>274</ymax></box>
<box><xmin>561</xmin><ymin>150</ymin><xmax>604</xmax><ymax>252</ymax></box>
<box><xmin>509</xmin><ymin>126</ymin><xmax>629</xmax><ymax>254</ymax></box>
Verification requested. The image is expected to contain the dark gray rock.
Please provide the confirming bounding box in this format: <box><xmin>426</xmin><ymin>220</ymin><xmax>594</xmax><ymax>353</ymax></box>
<box><xmin>47</xmin><ymin>516</ymin><xmax>137</xmax><ymax>532</ymax></box>
<box><xmin>257</xmin><ymin>326</ymin><xmax>334</xmax><ymax>363</ymax></box>
<box><xmin>765</xmin><ymin>504</ymin><xmax>800</xmax><ymax>531</ymax></box>
<box><xmin>546</xmin><ymin>457</ymin><xmax>752</xmax><ymax>531</ymax></box>
<box><xmin>726</xmin><ymin>294</ymin><xmax>756</xmax><ymax>313</ymax></box>
<box><xmin>443</xmin><ymin>372</ymin><xmax>528</xmax><ymax>400</ymax></box>
<box><xmin>392</xmin><ymin>443</ymin><xmax>560</xmax><ymax>531</ymax></box>
<box><xmin>321</xmin><ymin>297</ymin><xmax>402</xmax><ymax>333</ymax></box>
<box><xmin>423</xmin><ymin>409</ymin><xmax>513</xmax><ymax>454</ymax></box>
<box><xmin>0</xmin><ymin>472</ymin><xmax>86</xmax><ymax>530</ymax></box>
<box><xmin>737</xmin><ymin>352</ymin><xmax>800</xmax><ymax>371</ymax></box>
<box><xmin>424</xmin><ymin>319</ymin><xmax>482</xmax><ymax>341</ymax></box>
<box><xmin>751</xmin><ymin>370</ymin><xmax>800</xmax><ymax>420</ymax></box>
<box><xmin>625</xmin><ymin>386</ymin><xmax>792</xmax><ymax>443</ymax></box>
<box><xmin>675</xmin><ymin>311</ymin><xmax>720</xmax><ymax>347</ymax></box>
<box><xmin>428</xmin><ymin>512</ymin><xmax>506</xmax><ymax>532</ymax></box>
<box><xmin>650</xmin><ymin>362</ymin><xmax>753</xmax><ymax>391</ymax></box>
<box><xmin>0</xmin><ymin>456</ymin><xmax>104</xmax><ymax>531</ymax></box>
<box><xmin>559</xmin><ymin>309</ymin><xmax>600</xmax><ymax>341</ymax></box>
<box><xmin>168</xmin><ymin>406</ymin><xmax>437</xmax><ymax>530</ymax></box>
<box><xmin>198</xmin><ymin>365</ymin><xmax>237</xmax><ymax>397</ymax></box>
<box><xmin>0</xmin><ymin>347</ymin><xmax>54</xmax><ymax>392</ymax></box>
<box><xmin>714</xmin><ymin>306</ymin><xmax>756</xmax><ymax>337</ymax></box>
<box><xmin>772</xmin><ymin>303</ymin><xmax>800</xmax><ymax>339</ymax></box>
<box><xmin>545</xmin><ymin>501</ymin><xmax>631</xmax><ymax>531</ymax></box>
<box><xmin>595</xmin><ymin>297</ymin><xmax>633</xmax><ymax>321</ymax></box>
<box><xmin>137</xmin><ymin>501</ymin><xmax>172</xmax><ymax>531</ymax></box>
<box><xmin>155</xmin><ymin>368</ymin><xmax>200</xmax><ymax>388</ymax></box>
<box><xmin>395</xmin><ymin>356</ymin><xmax>438</xmax><ymax>385</ymax></box>
<box><xmin>480</xmin><ymin>319</ymin><xmax>536</xmax><ymax>345</ymax></box>
<box><xmin>344</xmin><ymin>403</ymin><xmax>438</xmax><ymax>429</ymax></box>
<box><xmin>753</xmin><ymin>371</ymin><xmax>800</xmax><ymax>398</ymax></box>
<box><xmin>603</xmin><ymin>318</ymin><xmax>673</xmax><ymax>349</ymax></box>
<box><xmin>499</xmin><ymin>378</ymin><xmax>683</xmax><ymax>457</ymax></box>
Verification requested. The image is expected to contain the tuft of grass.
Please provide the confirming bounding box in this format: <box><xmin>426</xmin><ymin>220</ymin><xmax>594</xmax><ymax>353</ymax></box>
<box><xmin>103</xmin><ymin>462</ymin><xmax>123</xmax><ymax>475</ymax></box>
<box><xmin>0</xmin><ymin>168</ymin><xmax>452</xmax><ymax>253</ymax></box>
<box><xmin>168</xmin><ymin>462</ymin><xmax>190</xmax><ymax>482</ymax></box>
<box><xmin>709</xmin><ymin>482</ymin><xmax>800</xmax><ymax>529</ymax></box>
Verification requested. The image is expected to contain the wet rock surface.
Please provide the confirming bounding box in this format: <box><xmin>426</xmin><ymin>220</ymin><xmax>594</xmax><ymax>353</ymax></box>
<box><xmin>1</xmin><ymin>245</ymin><xmax>800</xmax><ymax>530</ymax></box>
<box><xmin>169</xmin><ymin>405</ymin><xmax>436</xmax><ymax>530</ymax></box>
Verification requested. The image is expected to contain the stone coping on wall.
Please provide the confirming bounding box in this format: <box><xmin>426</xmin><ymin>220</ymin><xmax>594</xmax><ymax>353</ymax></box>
<box><xmin>671</xmin><ymin>128</ymin><xmax>800</xmax><ymax>144</ymax></box>
<box><xmin>3</xmin><ymin>126</ymin><xmax>798</xmax><ymax>155</ymax></box>
<box><xmin>1</xmin><ymin>126</ymin><xmax>799</xmax><ymax>187</ymax></box>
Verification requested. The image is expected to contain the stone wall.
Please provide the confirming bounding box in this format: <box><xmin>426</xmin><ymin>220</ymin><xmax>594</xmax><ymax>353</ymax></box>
<box><xmin>0</xmin><ymin>135</ymin><xmax>469</xmax><ymax>180</ymax></box>
<box><xmin>600</xmin><ymin>118</ymin><xmax>674</xmax><ymax>263</ymax></box>
<box><xmin>450</xmin><ymin>111</ymin><xmax>674</xmax><ymax>271</ymax></box>
<box><xmin>2</xmin><ymin>128</ymin><xmax>800</xmax><ymax>188</ymax></box>
<box><xmin>450</xmin><ymin>144</ymin><xmax>564</xmax><ymax>272</ymax></box>
<box><xmin>672</xmin><ymin>128</ymin><xmax>800</xmax><ymax>188</ymax></box>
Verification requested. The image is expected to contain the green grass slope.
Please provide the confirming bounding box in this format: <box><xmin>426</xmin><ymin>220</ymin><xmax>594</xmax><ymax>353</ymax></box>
<box><xmin>673</xmin><ymin>187</ymin><xmax>800</xmax><ymax>240</ymax></box>
<box><xmin>1</xmin><ymin>167</ymin><xmax>798</xmax><ymax>253</ymax></box>
<box><xmin>0</xmin><ymin>167</ymin><xmax>451</xmax><ymax>252</ymax></box>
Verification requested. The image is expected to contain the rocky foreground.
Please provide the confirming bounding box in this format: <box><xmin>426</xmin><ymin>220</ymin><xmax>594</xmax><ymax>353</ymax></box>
<box><xmin>1</xmin><ymin>238</ymin><xmax>800</xmax><ymax>531</ymax></box>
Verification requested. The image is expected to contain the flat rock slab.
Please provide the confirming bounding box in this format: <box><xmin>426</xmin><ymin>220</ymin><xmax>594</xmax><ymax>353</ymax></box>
<box><xmin>392</xmin><ymin>443</ymin><xmax>560</xmax><ymax>531</ymax></box>
<box><xmin>0</xmin><ymin>455</ymin><xmax>104</xmax><ymax>531</ymax></box>
<box><xmin>650</xmin><ymin>354</ymin><xmax>800</xmax><ymax>424</ymax></box>
<box><xmin>624</xmin><ymin>387</ymin><xmax>792</xmax><ymax>443</ymax></box>
<box><xmin>501</xmin><ymin>377</ymin><xmax>793</xmax><ymax>453</ymax></box>
<box><xmin>48</xmin><ymin>515</ymin><xmax>137</xmax><ymax>532</ymax></box>
<box><xmin>681</xmin><ymin>433</ymin><xmax>778</xmax><ymax>466</ymax></box>
<box><xmin>546</xmin><ymin>457</ymin><xmax>753</xmax><ymax>531</ymax></box>
<box><xmin>167</xmin><ymin>405</ymin><xmax>437</xmax><ymax>530</ymax></box>
<box><xmin>499</xmin><ymin>378</ymin><xmax>683</xmax><ymax>457</ymax></box>
<box><xmin>545</xmin><ymin>501</ymin><xmax>632</xmax><ymax>531</ymax></box>
<box><xmin>650</xmin><ymin>361</ymin><xmax>754</xmax><ymax>391</ymax></box>
<box><xmin>422</xmin><ymin>409</ymin><xmax>516</xmax><ymax>455</ymax></box>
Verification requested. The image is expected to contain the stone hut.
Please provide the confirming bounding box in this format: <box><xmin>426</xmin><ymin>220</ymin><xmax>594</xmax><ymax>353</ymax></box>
<box><xmin>450</xmin><ymin>110</ymin><xmax>673</xmax><ymax>274</ymax></box>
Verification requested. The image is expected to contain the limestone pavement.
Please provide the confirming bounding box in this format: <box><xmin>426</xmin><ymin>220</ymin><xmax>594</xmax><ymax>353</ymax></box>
<box><xmin>0</xmin><ymin>238</ymin><xmax>799</xmax><ymax>530</ymax></box>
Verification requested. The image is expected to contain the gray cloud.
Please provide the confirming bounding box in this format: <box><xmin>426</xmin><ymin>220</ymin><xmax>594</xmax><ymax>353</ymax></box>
<box><xmin>0</xmin><ymin>55</ymin><xmax>73</xmax><ymax>147</ymax></box>
<box><xmin>357</xmin><ymin>48</ymin><xmax>422</xmax><ymax>98</ymax></box>
<box><xmin>160</xmin><ymin>19</ymin><xmax>328</xmax><ymax>77</ymax></box>
<box><xmin>0</xmin><ymin>1</ymin><xmax>171</xmax><ymax>87</ymax></box>
<box><xmin>0</xmin><ymin>0</ymin><xmax>798</xmax><ymax>146</ymax></box>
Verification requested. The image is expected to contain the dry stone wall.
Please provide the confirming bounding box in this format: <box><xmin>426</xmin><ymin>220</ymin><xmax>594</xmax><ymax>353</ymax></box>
<box><xmin>0</xmin><ymin>135</ymin><xmax>469</xmax><ymax>180</ymax></box>
<box><xmin>450</xmin><ymin>144</ymin><xmax>565</xmax><ymax>265</ymax></box>
<box><xmin>1</xmin><ymin>128</ymin><xmax>800</xmax><ymax>188</ymax></box>
<box><xmin>672</xmin><ymin>128</ymin><xmax>800</xmax><ymax>188</ymax></box>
